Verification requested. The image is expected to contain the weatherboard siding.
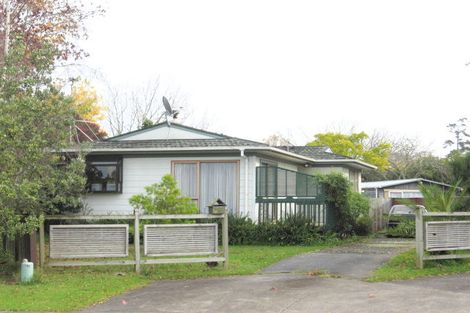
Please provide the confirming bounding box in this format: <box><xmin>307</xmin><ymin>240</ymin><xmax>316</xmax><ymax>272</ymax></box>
<box><xmin>83</xmin><ymin>155</ymin><xmax>249</xmax><ymax>215</ymax></box>
<box><xmin>83</xmin><ymin>157</ymin><xmax>170</xmax><ymax>214</ymax></box>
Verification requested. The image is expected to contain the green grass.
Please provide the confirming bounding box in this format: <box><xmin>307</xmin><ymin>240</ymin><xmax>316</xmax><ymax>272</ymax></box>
<box><xmin>369</xmin><ymin>249</ymin><xmax>470</xmax><ymax>282</ymax></box>
<box><xmin>0</xmin><ymin>242</ymin><xmax>345</xmax><ymax>312</ymax></box>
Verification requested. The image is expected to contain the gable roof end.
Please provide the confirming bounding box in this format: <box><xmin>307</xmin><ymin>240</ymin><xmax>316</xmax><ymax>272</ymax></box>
<box><xmin>105</xmin><ymin>122</ymin><xmax>229</xmax><ymax>141</ymax></box>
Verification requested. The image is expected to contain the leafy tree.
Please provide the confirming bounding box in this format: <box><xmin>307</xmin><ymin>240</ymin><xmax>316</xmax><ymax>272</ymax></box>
<box><xmin>0</xmin><ymin>44</ymin><xmax>87</xmax><ymax>244</ymax></box>
<box><xmin>0</xmin><ymin>0</ymin><xmax>104</xmax><ymax>67</ymax></box>
<box><xmin>449</xmin><ymin>152</ymin><xmax>470</xmax><ymax>192</ymax></box>
<box><xmin>129</xmin><ymin>175</ymin><xmax>198</xmax><ymax>214</ymax></box>
<box><xmin>70</xmin><ymin>79</ymin><xmax>107</xmax><ymax>142</ymax></box>
<box><xmin>404</xmin><ymin>155</ymin><xmax>452</xmax><ymax>183</ymax></box>
<box><xmin>71</xmin><ymin>80</ymin><xmax>105</xmax><ymax>123</ymax></box>
<box><xmin>419</xmin><ymin>181</ymin><xmax>465</xmax><ymax>212</ymax></box>
<box><xmin>308</xmin><ymin>132</ymin><xmax>391</xmax><ymax>171</ymax></box>
<box><xmin>140</xmin><ymin>118</ymin><xmax>154</xmax><ymax>129</ymax></box>
<box><xmin>362</xmin><ymin>136</ymin><xmax>452</xmax><ymax>183</ymax></box>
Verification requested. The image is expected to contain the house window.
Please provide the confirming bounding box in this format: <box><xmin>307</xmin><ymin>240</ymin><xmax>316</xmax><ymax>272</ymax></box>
<box><xmin>173</xmin><ymin>162</ymin><xmax>199</xmax><ymax>203</ymax></box>
<box><xmin>389</xmin><ymin>191</ymin><xmax>423</xmax><ymax>198</ymax></box>
<box><xmin>86</xmin><ymin>158</ymin><xmax>122</xmax><ymax>193</ymax></box>
<box><xmin>173</xmin><ymin>161</ymin><xmax>239</xmax><ymax>214</ymax></box>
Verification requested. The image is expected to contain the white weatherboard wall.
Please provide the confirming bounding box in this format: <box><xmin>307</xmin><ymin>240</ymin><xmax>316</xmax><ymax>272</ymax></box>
<box><xmin>84</xmin><ymin>157</ymin><xmax>171</xmax><ymax>214</ymax></box>
<box><xmin>84</xmin><ymin>155</ymin><xmax>250</xmax><ymax>216</ymax></box>
<box><xmin>244</xmin><ymin>156</ymin><xmax>259</xmax><ymax>221</ymax></box>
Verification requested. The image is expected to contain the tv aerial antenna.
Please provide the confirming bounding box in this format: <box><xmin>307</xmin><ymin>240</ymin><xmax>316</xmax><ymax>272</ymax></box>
<box><xmin>162</xmin><ymin>96</ymin><xmax>179</xmax><ymax>126</ymax></box>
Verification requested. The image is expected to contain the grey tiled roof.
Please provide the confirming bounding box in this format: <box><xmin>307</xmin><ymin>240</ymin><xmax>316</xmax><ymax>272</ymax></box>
<box><xmin>90</xmin><ymin>138</ymin><xmax>268</xmax><ymax>150</ymax></box>
<box><xmin>276</xmin><ymin>146</ymin><xmax>353</xmax><ymax>160</ymax></box>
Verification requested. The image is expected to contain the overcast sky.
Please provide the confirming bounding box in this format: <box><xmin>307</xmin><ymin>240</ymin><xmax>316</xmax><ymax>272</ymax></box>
<box><xmin>78</xmin><ymin>0</ymin><xmax>470</xmax><ymax>156</ymax></box>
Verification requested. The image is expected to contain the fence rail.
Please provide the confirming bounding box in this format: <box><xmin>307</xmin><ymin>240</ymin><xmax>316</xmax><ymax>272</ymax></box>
<box><xmin>40</xmin><ymin>211</ymin><xmax>229</xmax><ymax>272</ymax></box>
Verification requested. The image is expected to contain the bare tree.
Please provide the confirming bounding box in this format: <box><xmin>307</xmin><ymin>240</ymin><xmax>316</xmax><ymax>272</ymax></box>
<box><xmin>263</xmin><ymin>133</ymin><xmax>295</xmax><ymax>146</ymax></box>
<box><xmin>104</xmin><ymin>78</ymin><xmax>190</xmax><ymax>136</ymax></box>
<box><xmin>363</xmin><ymin>133</ymin><xmax>452</xmax><ymax>182</ymax></box>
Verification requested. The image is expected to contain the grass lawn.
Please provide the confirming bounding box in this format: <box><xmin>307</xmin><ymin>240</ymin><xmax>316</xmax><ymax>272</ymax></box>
<box><xmin>369</xmin><ymin>249</ymin><xmax>470</xmax><ymax>282</ymax></box>
<box><xmin>0</xmin><ymin>241</ymin><xmax>350</xmax><ymax>312</ymax></box>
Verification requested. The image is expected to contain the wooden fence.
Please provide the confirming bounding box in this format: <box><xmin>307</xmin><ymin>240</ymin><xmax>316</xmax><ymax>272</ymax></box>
<box><xmin>369</xmin><ymin>198</ymin><xmax>392</xmax><ymax>232</ymax></box>
<box><xmin>1</xmin><ymin>233</ymin><xmax>37</xmax><ymax>264</ymax></box>
<box><xmin>39</xmin><ymin>210</ymin><xmax>229</xmax><ymax>273</ymax></box>
<box><xmin>415</xmin><ymin>209</ymin><xmax>470</xmax><ymax>268</ymax></box>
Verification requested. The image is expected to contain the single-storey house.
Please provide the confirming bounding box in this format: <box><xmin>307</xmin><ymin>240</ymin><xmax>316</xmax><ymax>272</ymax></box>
<box><xmin>74</xmin><ymin>122</ymin><xmax>375</xmax><ymax>221</ymax></box>
<box><xmin>361</xmin><ymin>178</ymin><xmax>454</xmax><ymax>204</ymax></box>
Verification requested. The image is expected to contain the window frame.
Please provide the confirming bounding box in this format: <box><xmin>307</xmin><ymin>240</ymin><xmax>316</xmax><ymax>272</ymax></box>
<box><xmin>86</xmin><ymin>157</ymin><xmax>123</xmax><ymax>194</ymax></box>
<box><xmin>171</xmin><ymin>160</ymin><xmax>240</xmax><ymax>213</ymax></box>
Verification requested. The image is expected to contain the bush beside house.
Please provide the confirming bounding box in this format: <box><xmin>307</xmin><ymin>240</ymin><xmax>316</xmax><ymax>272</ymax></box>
<box><xmin>321</xmin><ymin>173</ymin><xmax>372</xmax><ymax>237</ymax></box>
<box><xmin>227</xmin><ymin>173</ymin><xmax>372</xmax><ymax>245</ymax></box>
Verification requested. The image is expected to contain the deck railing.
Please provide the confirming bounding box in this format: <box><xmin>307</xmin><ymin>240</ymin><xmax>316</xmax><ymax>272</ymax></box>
<box><xmin>255</xmin><ymin>166</ymin><xmax>329</xmax><ymax>226</ymax></box>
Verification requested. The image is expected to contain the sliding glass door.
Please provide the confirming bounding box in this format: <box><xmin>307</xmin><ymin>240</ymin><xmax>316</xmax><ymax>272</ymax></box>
<box><xmin>173</xmin><ymin>161</ymin><xmax>239</xmax><ymax>213</ymax></box>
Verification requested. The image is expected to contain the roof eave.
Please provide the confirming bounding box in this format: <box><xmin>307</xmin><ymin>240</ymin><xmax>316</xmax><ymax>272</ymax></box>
<box><xmin>362</xmin><ymin>178</ymin><xmax>456</xmax><ymax>189</ymax></box>
<box><xmin>64</xmin><ymin>145</ymin><xmax>375</xmax><ymax>170</ymax></box>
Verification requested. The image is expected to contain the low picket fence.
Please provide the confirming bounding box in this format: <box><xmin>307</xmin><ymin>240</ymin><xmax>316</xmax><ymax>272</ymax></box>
<box><xmin>39</xmin><ymin>210</ymin><xmax>229</xmax><ymax>272</ymax></box>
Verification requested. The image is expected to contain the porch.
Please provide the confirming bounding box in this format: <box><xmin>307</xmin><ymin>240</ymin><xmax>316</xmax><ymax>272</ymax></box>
<box><xmin>255</xmin><ymin>166</ymin><xmax>332</xmax><ymax>227</ymax></box>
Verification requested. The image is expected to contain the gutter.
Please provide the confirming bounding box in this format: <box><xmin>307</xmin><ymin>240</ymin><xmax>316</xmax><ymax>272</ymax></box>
<box><xmin>63</xmin><ymin>145</ymin><xmax>376</xmax><ymax>170</ymax></box>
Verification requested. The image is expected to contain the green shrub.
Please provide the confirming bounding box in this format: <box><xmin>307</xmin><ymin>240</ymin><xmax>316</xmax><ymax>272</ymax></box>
<box><xmin>354</xmin><ymin>215</ymin><xmax>372</xmax><ymax>235</ymax></box>
<box><xmin>386</xmin><ymin>218</ymin><xmax>415</xmax><ymax>238</ymax></box>
<box><xmin>420</xmin><ymin>180</ymin><xmax>465</xmax><ymax>212</ymax></box>
<box><xmin>129</xmin><ymin>174</ymin><xmax>198</xmax><ymax>215</ymax></box>
<box><xmin>271</xmin><ymin>215</ymin><xmax>320</xmax><ymax>245</ymax></box>
<box><xmin>348</xmin><ymin>192</ymin><xmax>370</xmax><ymax>217</ymax></box>
<box><xmin>227</xmin><ymin>214</ymin><xmax>256</xmax><ymax>245</ymax></box>
<box><xmin>349</xmin><ymin>192</ymin><xmax>372</xmax><ymax>235</ymax></box>
<box><xmin>227</xmin><ymin>214</ymin><xmax>323</xmax><ymax>245</ymax></box>
<box><xmin>320</xmin><ymin>173</ymin><xmax>372</xmax><ymax>236</ymax></box>
<box><xmin>0</xmin><ymin>249</ymin><xmax>15</xmax><ymax>274</ymax></box>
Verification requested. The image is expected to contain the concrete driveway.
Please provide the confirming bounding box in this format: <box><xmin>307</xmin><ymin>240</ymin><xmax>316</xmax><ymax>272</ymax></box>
<box><xmin>262</xmin><ymin>238</ymin><xmax>413</xmax><ymax>278</ymax></box>
<box><xmin>80</xmin><ymin>273</ymin><xmax>470</xmax><ymax>313</ymax></box>
<box><xmin>79</xmin><ymin>238</ymin><xmax>470</xmax><ymax>313</ymax></box>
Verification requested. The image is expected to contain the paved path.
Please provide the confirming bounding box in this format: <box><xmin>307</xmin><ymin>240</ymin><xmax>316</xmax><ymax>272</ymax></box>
<box><xmin>79</xmin><ymin>273</ymin><xmax>470</xmax><ymax>313</ymax></box>
<box><xmin>262</xmin><ymin>237</ymin><xmax>413</xmax><ymax>278</ymax></box>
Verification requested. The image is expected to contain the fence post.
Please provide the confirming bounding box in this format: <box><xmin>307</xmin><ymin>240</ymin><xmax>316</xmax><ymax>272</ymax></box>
<box><xmin>222</xmin><ymin>210</ymin><xmax>229</xmax><ymax>269</ymax></box>
<box><xmin>39</xmin><ymin>216</ymin><xmax>45</xmax><ymax>267</ymax></box>
<box><xmin>29</xmin><ymin>232</ymin><xmax>38</xmax><ymax>265</ymax></box>
<box><xmin>134</xmin><ymin>209</ymin><xmax>141</xmax><ymax>274</ymax></box>
<box><xmin>415</xmin><ymin>207</ymin><xmax>424</xmax><ymax>269</ymax></box>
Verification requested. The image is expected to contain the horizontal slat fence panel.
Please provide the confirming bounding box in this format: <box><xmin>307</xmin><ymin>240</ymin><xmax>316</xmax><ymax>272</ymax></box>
<box><xmin>144</xmin><ymin>224</ymin><xmax>218</xmax><ymax>257</ymax></box>
<box><xmin>425</xmin><ymin>221</ymin><xmax>470</xmax><ymax>251</ymax></box>
<box><xmin>50</xmin><ymin>225</ymin><xmax>128</xmax><ymax>259</ymax></box>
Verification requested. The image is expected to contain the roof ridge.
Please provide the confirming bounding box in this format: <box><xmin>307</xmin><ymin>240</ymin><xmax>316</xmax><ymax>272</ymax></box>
<box><xmin>105</xmin><ymin>122</ymin><xmax>231</xmax><ymax>141</ymax></box>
